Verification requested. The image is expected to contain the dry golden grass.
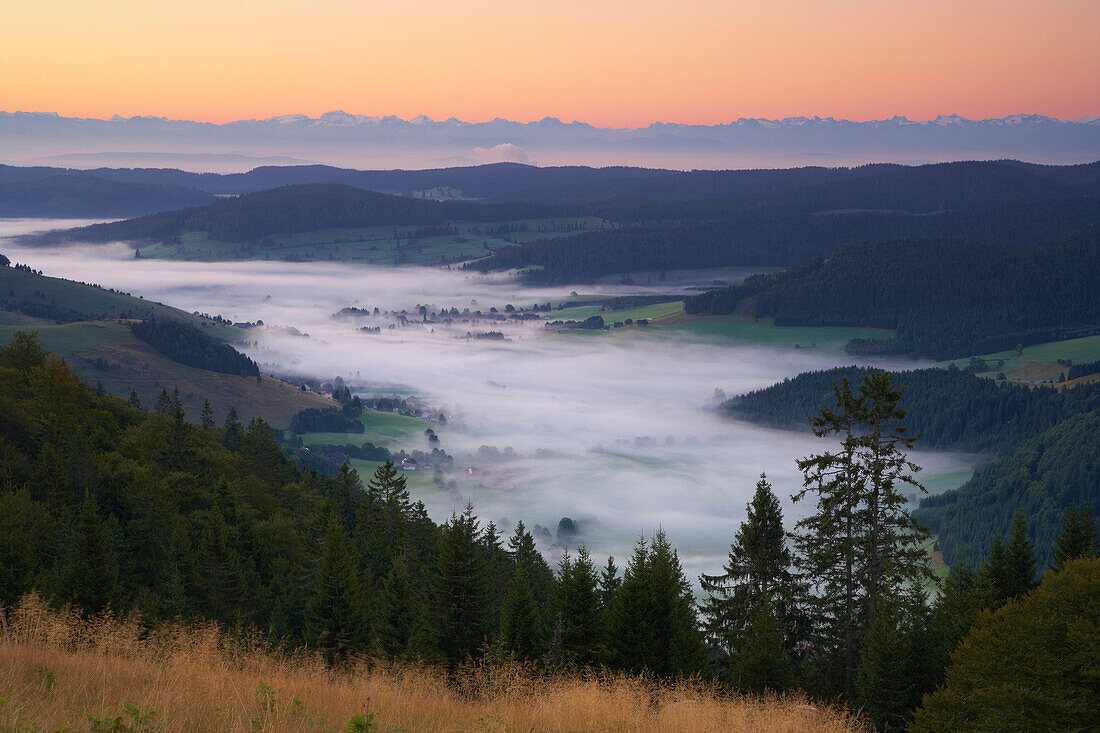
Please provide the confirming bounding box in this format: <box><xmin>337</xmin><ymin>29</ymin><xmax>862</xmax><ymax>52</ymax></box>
<box><xmin>0</xmin><ymin>594</ymin><xmax>860</xmax><ymax>732</ymax></box>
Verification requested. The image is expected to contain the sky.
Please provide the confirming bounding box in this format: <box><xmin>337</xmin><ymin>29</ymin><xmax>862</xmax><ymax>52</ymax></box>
<box><xmin>2</xmin><ymin>0</ymin><xmax>1097</xmax><ymax>126</ymax></box>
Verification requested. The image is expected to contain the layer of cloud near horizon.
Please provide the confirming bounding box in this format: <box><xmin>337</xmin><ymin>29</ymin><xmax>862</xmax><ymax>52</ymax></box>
<box><xmin>2</xmin><ymin>0</ymin><xmax>1096</xmax><ymax>126</ymax></box>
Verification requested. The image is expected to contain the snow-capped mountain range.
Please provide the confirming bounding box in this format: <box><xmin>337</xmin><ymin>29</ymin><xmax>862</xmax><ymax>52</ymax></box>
<box><xmin>2</xmin><ymin>111</ymin><xmax>1096</xmax><ymax>171</ymax></box>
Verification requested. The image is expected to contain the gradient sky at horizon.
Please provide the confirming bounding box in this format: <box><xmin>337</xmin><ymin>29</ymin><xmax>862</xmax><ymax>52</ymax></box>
<box><xmin>2</xmin><ymin>0</ymin><xmax>1097</xmax><ymax>126</ymax></box>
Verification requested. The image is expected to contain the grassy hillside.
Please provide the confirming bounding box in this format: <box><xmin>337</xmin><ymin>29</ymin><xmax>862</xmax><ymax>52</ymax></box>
<box><xmin>297</xmin><ymin>408</ymin><xmax>432</xmax><ymax>450</ymax></box>
<box><xmin>0</xmin><ymin>263</ymin><xmax>327</xmax><ymax>427</ymax></box>
<box><xmin>0</xmin><ymin>264</ymin><xmax>217</xmax><ymax>326</ymax></box>
<box><xmin>0</xmin><ymin>595</ymin><xmax>860</xmax><ymax>733</ymax></box>
<box><xmin>0</xmin><ymin>321</ymin><xmax>331</xmax><ymax>428</ymax></box>
<box><xmin>936</xmin><ymin>333</ymin><xmax>1100</xmax><ymax>384</ymax></box>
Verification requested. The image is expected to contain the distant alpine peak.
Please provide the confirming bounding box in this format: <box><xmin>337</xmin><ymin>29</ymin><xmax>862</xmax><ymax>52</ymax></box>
<box><xmin>1</xmin><ymin>110</ymin><xmax>1093</xmax><ymax>131</ymax></box>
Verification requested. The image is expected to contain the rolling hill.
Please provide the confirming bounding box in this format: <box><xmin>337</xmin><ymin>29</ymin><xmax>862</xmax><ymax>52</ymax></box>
<box><xmin>0</xmin><ymin>261</ymin><xmax>331</xmax><ymax>428</ymax></box>
<box><xmin>18</xmin><ymin>183</ymin><xmax>585</xmax><ymax>249</ymax></box>
<box><xmin>0</xmin><ymin>175</ymin><xmax>215</xmax><ymax>217</ymax></box>
<box><xmin>681</xmin><ymin>226</ymin><xmax>1100</xmax><ymax>360</ymax></box>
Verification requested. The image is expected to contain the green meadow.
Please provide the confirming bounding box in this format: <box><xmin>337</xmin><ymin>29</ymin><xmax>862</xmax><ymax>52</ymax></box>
<box><xmin>297</xmin><ymin>409</ymin><xmax>434</xmax><ymax>450</ymax></box>
<box><xmin>558</xmin><ymin>303</ymin><xmax>894</xmax><ymax>356</ymax></box>
<box><xmin>138</xmin><ymin>217</ymin><xmax>607</xmax><ymax>265</ymax></box>
<box><xmin>936</xmin><ymin>333</ymin><xmax>1100</xmax><ymax>383</ymax></box>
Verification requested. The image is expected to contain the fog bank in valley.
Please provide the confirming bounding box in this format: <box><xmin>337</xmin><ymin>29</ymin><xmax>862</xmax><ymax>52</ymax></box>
<box><xmin>1</xmin><ymin>234</ymin><xmax>976</xmax><ymax>579</ymax></box>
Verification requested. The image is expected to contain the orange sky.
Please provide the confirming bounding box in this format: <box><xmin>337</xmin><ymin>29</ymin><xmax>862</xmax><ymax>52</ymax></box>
<box><xmin>2</xmin><ymin>0</ymin><xmax>1097</xmax><ymax>126</ymax></box>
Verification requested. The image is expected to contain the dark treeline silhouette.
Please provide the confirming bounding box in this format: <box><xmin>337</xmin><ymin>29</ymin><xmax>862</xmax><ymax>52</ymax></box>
<box><xmin>130</xmin><ymin>319</ymin><xmax>259</xmax><ymax>376</ymax></box>
<box><xmin>468</xmin><ymin>198</ymin><xmax>1100</xmax><ymax>283</ymax></box>
<box><xmin>684</xmin><ymin>226</ymin><xmax>1100</xmax><ymax>359</ymax></box>
<box><xmin>1</xmin><ymin>333</ymin><xmax>1096</xmax><ymax>730</ymax></box>
<box><xmin>4</xmin><ymin>158</ymin><xmax>1097</xmax><ymax>202</ymax></box>
<box><xmin>1067</xmin><ymin>360</ymin><xmax>1100</xmax><ymax>380</ymax></box>
<box><xmin>0</xmin><ymin>175</ymin><xmax>215</xmax><ymax>218</ymax></box>
<box><xmin>289</xmin><ymin>407</ymin><xmax>365</xmax><ymax>434</ymax></box>
<box><xmin>725</xmin><ymin>365</ymin><xmax>1100</xmax><ymax>453</ymax></box>
<box><xmin>22</xmin><ymin>184</ymin><xmax>585</xmax><ymax>246</ymax></box>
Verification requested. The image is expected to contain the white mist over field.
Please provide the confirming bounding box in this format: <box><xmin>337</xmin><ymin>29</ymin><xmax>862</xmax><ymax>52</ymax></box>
<box><xmin>2</xmin><ymin>234</ymin><xmax>976</xmax><ymax>579</ymax></box>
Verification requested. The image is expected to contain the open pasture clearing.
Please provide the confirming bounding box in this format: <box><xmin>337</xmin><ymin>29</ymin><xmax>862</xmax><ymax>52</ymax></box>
<box><xmin>296</xmin><ymin>409</ymin><xmax>433</xmax><ymax>450</ymax></box>
<box><xmin>551</xmin><ymin>299</ymin><xmax>685</xmax><ymax>323</ymax></box>
<box><xmin>560</xmin><ymin>307</ymin><xmax>894</xmax><ymax>356</ymax></box>
<box><xmin>138</xmin><ymin>216</ymin><xmax>607</xmax><ymax>265</ymax></box>
<box><xmin>936</xmin><ymin>334</ymin><xmax>1100</xmax><ymax>384</ymax></box>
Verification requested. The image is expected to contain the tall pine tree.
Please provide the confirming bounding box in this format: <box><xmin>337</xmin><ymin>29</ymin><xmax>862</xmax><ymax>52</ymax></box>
<box><xmin>305</xmin><ymin>514</ymin><xmax>369</xmax><ymax>663</ymax></box>
<box><xmin>793</xmin><ymin>371</ymin><xmax>931</xmax><ymax>696</ymax></box>
<box><xmin>700</xmin><ymin>473</ymin><xmax>795</xmax><ymax>686</ymax></box>
<box><xmin>552</xmin><ymin>547</ymin><xmax>601</xmax><ymax>666</ymax></box>
<box><xmin>1051</xmin><ymin>504</ymin><xmax>1096</xmax><ymax>572</ymax></box>
<box><xmin>430</xmin><ymin>505</ymin><xmax>492</xmax><ymax>665</ymax></box>
<box><xmin>499</xmin><ymin>566</ymin><xmax>548</xmax><ymax>661</ymax></box>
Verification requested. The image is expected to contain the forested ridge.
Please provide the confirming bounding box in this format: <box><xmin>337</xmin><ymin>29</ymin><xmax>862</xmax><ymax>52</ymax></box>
<box><xmin>466</xmin><ymin>160</ymin><xmax>1100</xmax><ymax>283</ymax></box>
<box><xmin>467</xmin><ymin>198</ymin><xmax>1100</xmax><ymax>282</ymax></box>
<box><xmin>725</xmin><ymin>365</ymin><xmax>1100</xmax><ymax>453</ymax></box>
<box><xmin>685</xmin><ymin>227</ymin><xmax>1100</xmax><ymax>359</ymax></box>
<box><xmin>5</xmin><ymin>158</ymin><xmax>1097</xmax><ymax>203</ymax></box>
<box><xmin>19</xmin><ymin>160</ymin><xmax>1100</xmax><ymax>274</ymax></box>
<box><xmin>22</xmin><ymin>183</ymin><xmax>584</xmax><ymax>246</ymax></box>
<box><xmin>914</xmin><ymin>413</ymin><xmax>1100</xmax><ymax>569</ymax></box>
<box><xmin>2</xmin><ymin>332</ymin><xmax>1096</xmax><ymax>730</ymax></box>
<box><xmin>0</xmin><ymin>174</ymin><xmax>215</xmax><ymax>218</ymax></box>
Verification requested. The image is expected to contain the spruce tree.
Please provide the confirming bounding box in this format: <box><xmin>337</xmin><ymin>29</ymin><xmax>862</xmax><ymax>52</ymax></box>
<box><xmin>855</xmin><ymin>589</ymin><xmax>932</xmax><ymax>729</ymax></box>
<box><xmin>928</xmin><ymin>561</ymin><xmax>994</xmax><ymax>687</ymax></box>
<box><xmin>153</xmin><ymin>388</ymin><xmax>172</xmax><ymax>415</ymax></box>
<box><xmin>333</xmin><ymin>463</ymin><xmax>365</xmax><ymax>534</ymax></box>
<box><xmin>732</xmin><ymin>595</ymin><xmax>795</xmax><ymax>694</ymax></box>
<box><xmin>1051</xmin><ymin>505</ymin><xmax>1097</xmax><ymax>572</ymax></box>
<box><xmin>645</xmin><ymin>530</ymin><xmax>707</xmax><ymax>676</ymax></box>
<box><xmin>369</xmin><ymin>460</ymin><xmax>411</xmax><ymax>553</ymax></box>
<box><xmin>63</xmin><ymin>499</ymin><xmax>119</xmax><ymax>614</ymax></box>
<box><xmin>480</xmin><ymin>520</ymin><xmax>510</xmax><ymax>629</ymax></box>
<box><xmin>508</xmin><ymin>521</ymin><xmax>554</xmax><ymax>621</ymax></box>
<box><xmin>499</xmin><ymin>566</ymin><xmax>548</xmax><ymax>661</ymax></box>
<box><xmin>604</xmin><ymin>531</ymin><xmax>705</xmax><ymax>676</ymax></box>
<box><xmin>603</xmin><ymin>537</ymin><xmax>655</xmax><ymax>673</ymax></box>
<box><xmin>430</xmin><ymin>505</ymin><xmax>492</xmax><ymax>665</ymax></box>
<box><xmin>1003</xmin><ymin>508</ymin><xmax>1036</xmax><ymax>599</ymax></box>
<box><xmin>553</xmin><ymin>546</ymin><xmax>601</xmax><ymax>665</ymax></box>
<box><xmin>598</xmin><ymin>555</ymin><xmax>621</xmax><ymax>610</ymax></box>
<box><xmin>171</xmin><ymin>400</ymin><xmax>187</xmax><ymax>465</ymax></box>
<box><xmin>305</xmin><ymin>514</ymin><xmax>369</xmax><ymax>663</ymax></box>
<box><xmin>979</xmin><ymin>535</ymin><xmax>1008</xmax><ymax>604</ymax></box>
<box><xmin>700</xmin><ymin>473</ymin><xmax>794</xmax><ymax>684</ymax></box>
<box><xmin>373</xmin><ymin>556</ymin><xmax>418</xmax><ymax>659</ymax></box>
<box><xmin>223</xmin><ymin>408</ymin><xmax>243</xmax><ymax>451</ymax></box>
<box><xmin>200</xmin><ymin>399</ymin><xmax>215</xmax><ymax>429</ymax></box>
<box><xmin>128</xmin><ymin>388</ymin><xmax>142</xmax><ymax>409</ymax></box>
<box><xmin>793</xmin><ymin>371</ymin><xmax>930</xmax><ymax>696</ymax></box>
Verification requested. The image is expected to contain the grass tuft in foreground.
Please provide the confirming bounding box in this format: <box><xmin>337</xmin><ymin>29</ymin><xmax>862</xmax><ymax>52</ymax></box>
<box><xmin>0</xmin><ymin>594</ymin><xmax>859</xmax><ymax>732</ymax></box>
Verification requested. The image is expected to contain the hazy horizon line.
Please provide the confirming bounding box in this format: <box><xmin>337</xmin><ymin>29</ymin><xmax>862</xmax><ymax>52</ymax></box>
<box><xmin>5</xmin><ymin>109</ymin><xmax>1099</xmax><ymax>129</ymax></box>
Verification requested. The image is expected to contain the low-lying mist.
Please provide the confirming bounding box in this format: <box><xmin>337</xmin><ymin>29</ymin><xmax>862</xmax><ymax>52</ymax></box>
<box><xmin>2</xmin><ymin>235</ymin><xmax>976</xmax><ymax>579</ymax></box>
